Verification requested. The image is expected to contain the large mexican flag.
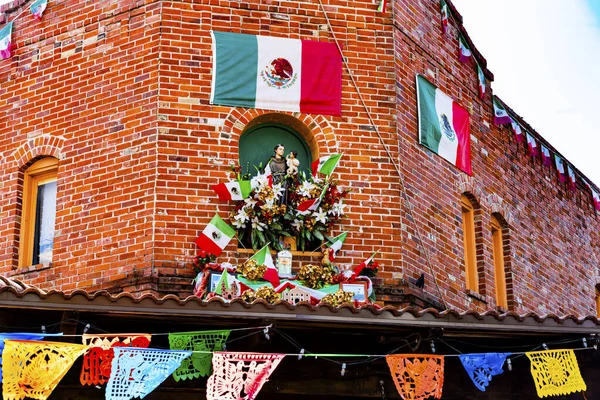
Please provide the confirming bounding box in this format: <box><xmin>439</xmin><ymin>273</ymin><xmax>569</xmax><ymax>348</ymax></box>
<box><xmin>210</xmin><ymin>31</ymin><xmax>342</xmax><ymax>116</ymax></box>
<box><xmin>416</xmin><ymin>75</ymin><xmax>472</xmax><ymax>175</ymax></box>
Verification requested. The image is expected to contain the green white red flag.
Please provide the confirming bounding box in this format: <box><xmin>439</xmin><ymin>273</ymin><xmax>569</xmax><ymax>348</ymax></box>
<box><xmin>327</xmin><ymin>232</ymin><xmax>347</xmax><ymax>262</ymax></box>
<box><xmin>440</xmin><ymin>0</ymin><xmax>449</xmax><ymax>34</ymax></box>
<box><xmin>493</xmin><ymin>97</ymin><xmax>511</xmax><ymax>125</ymax></box>
<box><xmin>30</xmin><ymin>0</ymin><xmax>48</xmax><ymax>20</ymax></box>
<box><xmin>526</xmin><ymin>132</ymin><xmax>539</xmax><ymax>157</ymax></box>
<box><xmin>592</xmin><ymin>189</ymin><xmax>600</xmax><ymax>211</ymax></box>
<box><xmin>212</xmin><ymin>180</ymin><xmax>251</xmax><ymax>201</ymax></box>
<box><xmin>0</xmin><ymin>22</ymin><xmax>13</xmax><ymax>60</ymax></box>
<box><xmin>567</xmin><ymin>165</ymin><xmax>576</xmax><ymax>190</ymax></box>
<box><xmin>377</xmin><ymin>0</ymin><xmax>387</xmax><ymax>13</ymax></box>
<box><xmin>477</xmin><ymin>64</ymin><xmax>485</xmax><ymax>100</ymax></box>
<box><xmin>210</xmin><ymin>31</ymin><xmax>342</xmax><ymax>116</ymax></box>
<box><xmin>195</xmin><ymin>214</ymin><xmax>236</xmax><ymax>256</ymax></box>
<box><xmin>353</xmin><ymin>252</ymin><xmax>378</xmax><ymax>277</ymax></box>
<box><xmin>249</xmin><ymin>244</ymin><xmax>280</xmax><ymax>286</ymax></box>
<box><xmin>297</xmin><ymin>184</ymin><xmax>328</xmax><ymax>212</ymax></box>
<box><xmin>510</xmin><ymin>118</ymin><xmax>524</xmax><ymax>143</ymax></box>
<box><xmin>458</xmin><ymin>35</ymin><xmax>471</xmax><ymax>63</ymax></box>
<box><xmin>554</xmin><ymin>154</ymin><xmax>566</xmax><ymax>183</ymax></box>
<box><xmin>541</xmin><ymin>144</ymin><xmax>552</xmax><ymax>166</ymax></box>
<box><xmin>416</xmin><ymin>74</ymin><xmax>471</xmax><ymax>175</ymax></box>
<box><xmin>312</xmin><ymin>154</ymin><xmax>342</xmax><ymax>177</ymax></box>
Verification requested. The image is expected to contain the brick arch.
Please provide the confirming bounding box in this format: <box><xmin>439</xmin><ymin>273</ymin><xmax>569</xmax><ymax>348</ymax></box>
<box><xmin>486</xmin><ymin>193</ymin><xmax>514</xmax><ymax>227</ymax></box>
<box><xmin>221</xmin><ymin>108</ymin><xmax>337</xmax><ymax>158</ymax></box>
<box><xmin>11</xmin><ymin>135</ymin><xmax>66</xmax><ymax>168</ymax></box>
<box><xmin>456</xmin><ymin>174</ymin><xmax>485</xmax><ymax>206</ymax></box>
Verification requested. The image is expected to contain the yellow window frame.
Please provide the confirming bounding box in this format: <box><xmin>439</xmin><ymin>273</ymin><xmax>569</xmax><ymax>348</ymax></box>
<box><xmin>461</xmin><ymin>195</ymin><xmax>478</xmax><ymax>292</ymax></box>
<box><xmin>491</xmin><ymin>215</ymin><xmax>508</xmax><ymax>309</ymax></box>
<box><xmin>19</xmin><ymin>158</ymin><xmax>58</xmax><ymax>268</ymax></box>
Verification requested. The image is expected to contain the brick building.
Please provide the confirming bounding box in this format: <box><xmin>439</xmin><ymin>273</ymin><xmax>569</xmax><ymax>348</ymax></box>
<box><xmin>0</xmin><ymin>0</ymin><xmax>599</xmax><ymax>399</ymax></box>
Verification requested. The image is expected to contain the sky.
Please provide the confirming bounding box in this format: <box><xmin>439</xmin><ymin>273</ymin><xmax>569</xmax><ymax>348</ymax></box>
<box><xmin>0</xmin><ymin>0</ymin><xmax>598</xmax><ymax>186</ymax></box>
<box><xmin>452</xmin><ymin>0</ymin><xmax>600</xmax><ymax>187</ymax></box>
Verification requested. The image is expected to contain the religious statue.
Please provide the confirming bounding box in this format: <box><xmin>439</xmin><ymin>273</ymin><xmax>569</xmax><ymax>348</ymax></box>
<box><xmin>267</xmin><ymin>144</ymin><xmax>287</xmax><ymax>185</ymax></box>
<box><xmin>265</xmin><ymin>144</ymin><xmax>300</xmax><ymax>205</ymax></box>
<box><xmin>286</xmin><ymin>150</ymin><xmax>299</xmax><ymax>177</ymax></box>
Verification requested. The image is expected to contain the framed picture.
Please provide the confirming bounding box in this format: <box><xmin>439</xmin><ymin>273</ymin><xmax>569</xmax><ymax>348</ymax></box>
<box><xmin>341</xmin><ymin>281</ymin><xmax>368</xmax><ymax>302</ymax></box>
<box><xmin>209</xmin><ymin>271</ymin><xmax>223</xmax><ymax>292</ymax></box>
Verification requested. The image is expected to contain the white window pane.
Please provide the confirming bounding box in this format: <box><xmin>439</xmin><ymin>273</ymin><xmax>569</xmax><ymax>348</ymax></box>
<box><xmin>37</xmin><ymin>181</ymin><xmax>56</xmax><ymax>264</ymax></box>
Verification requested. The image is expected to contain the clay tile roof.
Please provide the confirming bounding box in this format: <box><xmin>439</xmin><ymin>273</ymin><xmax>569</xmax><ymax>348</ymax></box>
<box><xmin>1</xmin><ymin>276</ymin><xmax>599</xmax><ymax>333</ymax></box>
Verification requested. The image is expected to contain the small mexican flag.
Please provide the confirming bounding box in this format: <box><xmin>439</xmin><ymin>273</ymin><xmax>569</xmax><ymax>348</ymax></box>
<box><xmin>416</xmin><ymin>74</ymin><xmax>471</xmax><ymax>175</ymax></box>
<box><xmin>195</xmin><ymin>214</ymin><xmax>236</xmax><ymax>257</ymax></box>
<box><xmin>212</xmin><ymin>180</ymin><xmax>251</xmax><ymax>201</ymax></box>
<box><xmin>477</xmin><ymin>64</ymin><xmax>485</xmax><ymax>100</ymax></box>
<box><xmin>458</xmin><ymin>35</ymin><xmax>471</xmax><ymax>63</ymax></box>
<box><xmin>30</xmin><ymin>0</ymin><xmax>48</xmax><ymax>21</ymax></box>
<box><xmin>567</xmin><ymin>165</ymin><xmax>576</xmax><ymax>190</ymax></box>
<box><xmin>493</xmin><ymin>97</ymin><xmax>511</xmax><ymax>125</ymax></box>
<box><xmin>353</xmin><ymin>252</ymin><xmax>378</xmax><ymax>277</ymax></box>
<box><xmin>377</xmin><ymin>0</ymin><xmax>387</xmax><ymax>13</ymax></box>
<box><xmin>249</xmin><ymin>244</ymin><xmax>280</xmax><ymax>286</ymax></box>
<box><xmin>0</xmin><ymin>22</ymin><xmax>13</xmax><ymax>60</ymax></box>
<box><xmin>592</xmin><ymin>189</ymin><xmax>600</xmax><ymax>211</ymax></box>
<box><xmin>327</xmin><ymin>232</ymin><xmax>347</xmax><ymax>262</ymax></box>
<box><xmin>541</xmin><ymin>144</ymin><xmax>552</xmax><ymax>166</ymax></box>
<box><xmin>510</xmin><ymin>118</ymin><xmax>524</xmax><ymax>143</ymax></box>
<box><xmin>526</xmin><ymin>132</ymin><xmax>539</xmax><ymax>157</ymax></box>
<box><xmin>312</xmin><ymin>154</ymin><xmax>342</xmax><ymax>177</ymax></box>
<box><xmin>210</xmin><ymin>31</ymin><xmax>342</xmax><ymax>116</ymax></box>
<box><xmin>297</xmin><ymin>184</ymin><xmax>328</xmax><ymax>212</ymax></box>
<box><xmin>554</xmin><ymin>154</ymin><xmax>566</xmax><ymax>183</ymax></box>
<box><xmin>440</xmin><ymin>0</ymin><xmax>449</xmax><ymax>34</ymax></box>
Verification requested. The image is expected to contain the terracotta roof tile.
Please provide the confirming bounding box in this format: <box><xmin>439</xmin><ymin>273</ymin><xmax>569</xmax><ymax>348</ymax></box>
<box><xmin>1</xmin><ymin>276</ymin><xmax>598</xmax><ymax>331</ymax></box>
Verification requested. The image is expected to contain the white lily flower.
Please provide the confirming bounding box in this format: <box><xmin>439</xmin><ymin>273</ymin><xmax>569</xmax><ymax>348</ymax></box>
<box><xmin>232</xmin><ymin>219</ymin><xmax>246</xmax><ymax>229</ymax></box>
<box><xmin>313</xmin><ymin>208</ymin><xmax>328</xmax><ymax>224</ymax></box>
<box><xmin>244</xmin><ymin>197</ymin><xmax>257</xmax><ymax>208</ymax></box>
<box><xmin>234</xmin><ymin>208</ymin><xmax>250</xmax><ymax>223</ymax></box>
<box><xmin>251</xmin><ymin>217</ymin><xmax>266</xmax><ymax>231</ymax></box>
<box><xmin>292</xmin><ymin>219</ymin><xmax>304</xmax><ymax>231</ymax></box>
<box><xmin>261</xmin><ymin>197</ymin><xmax>275</xmax><ymax>209</ymax></box>
<box><xmin>251</xmin><ymin>174</ymin><xmax>269</xmax><ymax>190</ymax></box>
<box><xmin>272</xmin><ymin>183</ymin><xmax>285</xmax><ymax>198</ymax></box>
<box><xmin>328</xmin><ymin>199</ymin><xmax>347</xmax><ymax>217</ymax></box>
<box><xmin>298</xmin><ymin>180</ymin><xmax>315</xmax><ymax>197</ymax></box>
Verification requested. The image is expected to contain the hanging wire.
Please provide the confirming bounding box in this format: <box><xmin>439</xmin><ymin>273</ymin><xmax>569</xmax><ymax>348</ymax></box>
<box><xmin>315</xmin><ymin>0</ymin><xmax>448</xmax><ymax>309</ymax></box>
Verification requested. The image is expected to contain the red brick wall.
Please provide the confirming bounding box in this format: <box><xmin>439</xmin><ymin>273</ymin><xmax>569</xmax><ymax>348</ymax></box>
<box><xmin>0</xmin><ymin>0</ymin><xmax>598</xmax><ymax>316</ymax></box>
<box><xmin>0</xmin><ymin>0</ymin><xmax>162</xmax><ymax>290</ymax></box>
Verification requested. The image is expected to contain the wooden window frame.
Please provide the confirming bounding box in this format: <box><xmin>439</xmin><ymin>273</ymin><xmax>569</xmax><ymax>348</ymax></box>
<box><xmin>461</xmin><ymin>195</ymin><xmax>478</xmax><ymax>292</ymax></box>
<box><xmin>19</xmin><ymin>158</ymin><xmax>58</xmax><ymax>268</ymax></box>
<box><xmin>491</xmin><ymin>215</ymin><xmax>508</xmax><ymax>309</ymax></box>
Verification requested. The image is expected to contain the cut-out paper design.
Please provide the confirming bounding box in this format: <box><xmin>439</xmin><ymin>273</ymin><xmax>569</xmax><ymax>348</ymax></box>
<box><xmin>2</xmin><ymin>339</ymin><xmax>89</xmax><ymax>400</ymax></box>
<box><xmin>105</xmin><ymin>347</ymin><xmax>191</xmax><ymax>400</ymax></box>
<box><xmin>386</xmin><ymin>354</ymin><xmax>444</xmax><ymax>400</ymax></box>
<box><xmin>168</xmin><ymin>329</ymin><xmax>231</xmax><ymax>381</ymax></box>
<box><xmin>459</xmin><ymin>353</ymin><xmax>511</xmax><ymax>391</ymax></box>
<box><xmin>526</xmin><ymin>350</ymin><xmax>586</xmax><ymax>398</ymax></box>
<box><xmin>80</xmin><ymin>334</ymin><xmax>151</xmax><ymax>386</ymax></box>
<box><xmin>206</xmin><ymin>352</ymin><xmax>285</xmax><ymax>400</ymax></box>
<box><xmin>0</xmin><ymin>333</ymin><xmax>45</xmax><ymax>383</ymax></box>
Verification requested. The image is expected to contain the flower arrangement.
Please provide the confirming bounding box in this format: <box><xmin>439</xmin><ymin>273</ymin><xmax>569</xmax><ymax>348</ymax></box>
<box><xmin>321</xmin><ymin>289</ymin><xmax>355</xmax><ymax>307</ymax></box>
<box><xmin>297</xmin><ymin>263</ymin><xmax>336</xmax><ymax>289</ymax></box>
<box><xmin>193</xmin><ymin>250</ymin><xmax>217</xmax><ymax>274</ymax></box>
<box><xmin>287</xmin><ymin>175</ymin><xmax>348</xmax><ymax>251</ymax></box>
<box><xmin>228</xmin><ymin>167</ymin><xmax>348</xmax><ymax>251</ymax></box>
<box><xmin>241</xmin><ymin>286</ymin><xmax>281</xmax><ymax>304</ymax></box>
<box><xmin>237</xmin><ymin>259</ymin><xmax>267</xmax><ymax>281</ymax></box>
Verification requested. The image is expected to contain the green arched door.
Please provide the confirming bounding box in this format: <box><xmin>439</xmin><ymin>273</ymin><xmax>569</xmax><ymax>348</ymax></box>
<box><xmin>239</xmin><ymin>124</ymin><xmax>312</xmax><ymax>177</ymax></box>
